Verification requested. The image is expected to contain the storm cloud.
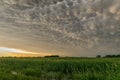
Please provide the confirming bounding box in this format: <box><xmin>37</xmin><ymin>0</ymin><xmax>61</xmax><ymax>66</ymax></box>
<box><xmin>0</xmin><ymin>0</ymin><xmax>120</xmax><ymax>56</ymax></box>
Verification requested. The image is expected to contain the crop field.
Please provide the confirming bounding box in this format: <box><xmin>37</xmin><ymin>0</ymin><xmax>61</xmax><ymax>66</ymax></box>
<box><xmin>0</xmin><ymin>57</ymin><xmax>120</xmax><ymax>80</ymax></box>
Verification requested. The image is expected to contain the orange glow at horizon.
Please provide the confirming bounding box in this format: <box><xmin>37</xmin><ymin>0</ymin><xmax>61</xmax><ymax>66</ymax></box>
<box><xmin>0</xmin><ymin>52</ymin><xmax>52</xmax><ymax>57</ymax></box>
<box><xmin>0</xmin><ymin>47</ymin><xmax>51</xmax><ymax>57</ymax></box>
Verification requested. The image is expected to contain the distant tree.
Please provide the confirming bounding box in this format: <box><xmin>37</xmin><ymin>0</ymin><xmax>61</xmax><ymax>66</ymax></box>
<box><xmin>44</xmin><ymin>55</ymin><xmax>59</xmax><ymax>58</ymax></box>
<box><xmin>96</xmin><ymin>55</ymin><xmax>101</xmax><ymax>58</ymax></box>
<box><xmin>117</xmin><ymin>54</ymin><xmax>120</xmax><ymax>57</ymax></box>
<box><xmin>104</xmin><ymin>54</ymin><xmax>120</xmax><ymax>58</ymax></box>
<box><xmin>105</xmin><ymin>55</ymin><xmax>114</xmax><ymax>58</ymax></box>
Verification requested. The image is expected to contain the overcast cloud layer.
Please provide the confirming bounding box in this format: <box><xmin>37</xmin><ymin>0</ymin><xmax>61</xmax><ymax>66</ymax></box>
<box><xmin>0</xmin><ymin>0</ymin><xmax>120</xmax><ymax>56</ymax></box>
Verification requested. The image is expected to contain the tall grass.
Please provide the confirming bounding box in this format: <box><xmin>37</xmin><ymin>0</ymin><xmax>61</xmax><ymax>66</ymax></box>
<box><xmin>0</xmin><ymin>57</ymin><xmax>120</xmax><ymax>80</ymax></box>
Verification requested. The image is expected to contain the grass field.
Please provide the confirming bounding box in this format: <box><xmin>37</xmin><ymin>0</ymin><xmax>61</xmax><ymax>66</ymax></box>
<box><xmin>0</xmin><ymin>57</ymin><xmax>120</xmax><ymax>80</ymax></box>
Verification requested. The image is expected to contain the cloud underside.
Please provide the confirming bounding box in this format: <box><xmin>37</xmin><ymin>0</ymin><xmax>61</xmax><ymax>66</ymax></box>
<box><xmin>0</xmin><ymin>0</ymin><xmax>120</xmax><ymax>56</ymax></box>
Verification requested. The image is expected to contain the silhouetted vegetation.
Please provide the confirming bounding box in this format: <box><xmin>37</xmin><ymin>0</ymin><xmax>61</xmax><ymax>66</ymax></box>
<box><xmin>44</xmin><ymin>55</ymin><xmax>59</xmax><ymax>58</ymax></box>
<box><xmin>104</xmin><ymin>54</ymin><xmax>120</xmax><ymax>58</ymax></box>
<box><xmin>95</xmin><ymin>54</ymin><xmax>120</xmax><ymax>58</ymax></box>
<box><xmin>96</xmin><ymin>55</ymin><xmax>101</xmax><ymax>58</ymax></box>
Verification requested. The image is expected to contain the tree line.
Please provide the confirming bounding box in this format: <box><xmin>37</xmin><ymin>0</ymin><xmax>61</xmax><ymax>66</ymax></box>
<box><xmin>97</xmin><ymin>54</ymin><xmax>120</xmax><ymax>58</ymax></box>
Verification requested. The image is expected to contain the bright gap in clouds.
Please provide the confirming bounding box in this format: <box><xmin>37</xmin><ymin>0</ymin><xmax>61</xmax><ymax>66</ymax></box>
<box><xmin>0</xmin><ymin>47</ymin><xmax>29</xmax><ymax>53</ymax></box>
<box><xmin>0</xmin><ymin>47</ymin><xmax>51</xmax><ymax>57</ymax></box>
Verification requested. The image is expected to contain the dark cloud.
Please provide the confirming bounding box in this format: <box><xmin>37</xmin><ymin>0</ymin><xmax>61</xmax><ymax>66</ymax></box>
<box><xmin>0</xmin><ymin>0</ymin><xmax>120</xmax><ymax>56</ymax></box>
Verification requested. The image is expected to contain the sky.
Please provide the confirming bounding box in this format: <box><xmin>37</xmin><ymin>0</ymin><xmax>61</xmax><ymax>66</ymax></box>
<box><xmin>0</xmin><ymin>0</ymin><xmax>120</xmax><ymax>57</ymax></box>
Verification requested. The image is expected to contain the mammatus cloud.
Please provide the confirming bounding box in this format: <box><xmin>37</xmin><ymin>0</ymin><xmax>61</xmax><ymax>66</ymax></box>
<box><xmin>0</xmin><ymin>0</ymin><xmax>120</xmax><ymax>56</ymax></box>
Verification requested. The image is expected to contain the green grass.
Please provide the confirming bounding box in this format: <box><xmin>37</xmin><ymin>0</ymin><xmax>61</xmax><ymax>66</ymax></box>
<box><xmin>0</xmin><ymin>57</ymin><xmax>120</xmax><ymax>80</ymax></box>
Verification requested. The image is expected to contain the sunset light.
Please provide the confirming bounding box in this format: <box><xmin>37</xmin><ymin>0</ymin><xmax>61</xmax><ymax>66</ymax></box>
<box><xmin>0</xmin><ymin>0</ymin><xmax>120</xmax><ymax>79</ymax></box>
<box><xmin>0</xmin><ymin>47</ymin><xmax>51</xmax><ymax>57</ymax></box>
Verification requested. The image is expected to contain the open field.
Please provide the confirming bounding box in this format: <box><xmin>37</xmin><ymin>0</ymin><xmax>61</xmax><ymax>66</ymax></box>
<box><xmin>0</xmin><ymin>57</ymin><xmax>120</xmax><ymax>80</ymax></box>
